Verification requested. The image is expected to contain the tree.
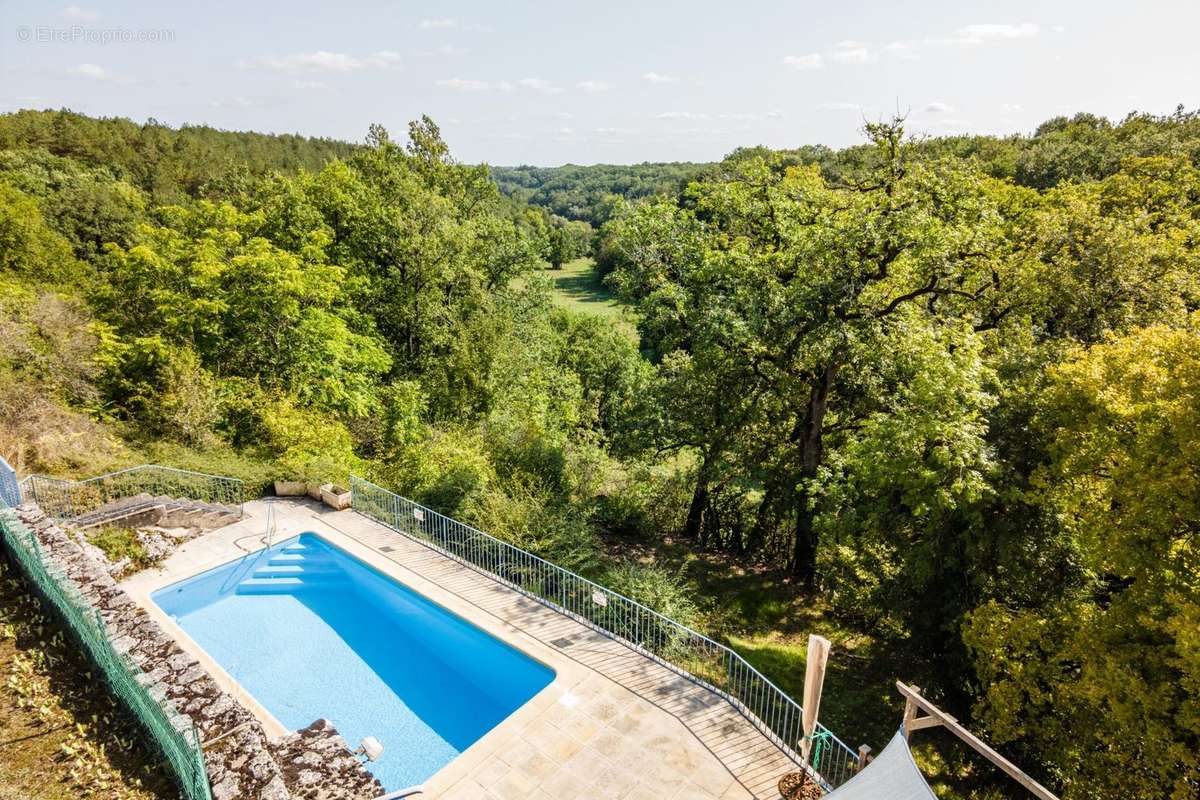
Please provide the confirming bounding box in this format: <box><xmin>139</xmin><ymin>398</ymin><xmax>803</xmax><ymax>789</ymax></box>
<box><xmin>964</xmin><ymin>317</ymin><xmax>1200</xmax><ymax>799</ymax></box>
<box><xmin>612</xmin><ymin>120</ymin><xmax>1024</xmax><ymax>582</ymax></box>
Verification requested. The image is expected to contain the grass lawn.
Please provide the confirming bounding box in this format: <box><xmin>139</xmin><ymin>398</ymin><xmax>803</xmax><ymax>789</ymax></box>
<box><xmin>537</xmin><ymin>258</ymin><xmax>639</xmax><ymax>334</ymax></box>
<box><xmin>0</xmin><ymin>557</ymin><xmax>176</xmax><ymax>800</ymax></box>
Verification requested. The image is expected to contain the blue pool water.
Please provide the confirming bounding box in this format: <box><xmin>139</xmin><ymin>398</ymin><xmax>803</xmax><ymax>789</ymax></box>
<box><xmin>151</xmin><ymin>533</ymin><xmax>555</xmax><ymax>790</ymax></box>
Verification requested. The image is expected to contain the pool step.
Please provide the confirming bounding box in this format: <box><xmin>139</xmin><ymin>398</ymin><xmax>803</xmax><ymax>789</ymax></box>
<box><xmin>266</xmin><ymin>553</ymin><xmax>335</xmax><ymax>566</ymax></box>
<box><xmin>236</xmin><ymin>577</ymin><xmax>306</xmax><ymax>595</ymax></box>
<box><xmin>252</xmin><ymin>565</ymin><xmax>342</xmax><ymax>579</ymax></box>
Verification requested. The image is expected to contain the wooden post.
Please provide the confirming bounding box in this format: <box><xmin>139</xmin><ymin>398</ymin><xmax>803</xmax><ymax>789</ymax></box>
<box><xmin>856</xmin><ymin>744</ymin><xmax>872</xmax><ymax>772</ymax></box>
<box><xmin>800</xmin><ymin>634</ymin><xmax>831</xmax><ymax>764</ymax></box>
<box><xmin>901</xmin><ymin>684</ymin><xmax>920</xmax><ymax>740</ymax></box>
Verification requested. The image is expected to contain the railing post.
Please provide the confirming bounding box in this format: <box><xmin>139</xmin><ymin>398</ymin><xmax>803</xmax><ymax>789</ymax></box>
<box><xmin>857</xmin><ymin>744</ymin><xmax>872</xmax><ymax>771</ymax></box>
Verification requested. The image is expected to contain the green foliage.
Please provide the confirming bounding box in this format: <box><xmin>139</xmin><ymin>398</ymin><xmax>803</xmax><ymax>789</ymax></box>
<box><xmin>5</xmin><ymin>106</ymin><xmax>1200</xmax><ymax>800</ymax></box>
<box><xmin>84</xmin><ymin>526</ymin><xmax>158</xmax><ymax>574</ymax></box>
<box><xmin>964</xmin><ymin>318</ymin><xmax>1200</xmax><ymax>800</ymax></box>
<box><xmin>0</xmin><ymin>182</ymin><xmax>92</xmax><ymax>286</ymax></box>
<box><xmin>492</xmin><ymin>162</ymin><xmax>703</xmax><ymax>225</ymax></box>
<box><xmin>602</xmin><ymin>561</ymin><xmax>703</xmax><ymax>632</ymax></box>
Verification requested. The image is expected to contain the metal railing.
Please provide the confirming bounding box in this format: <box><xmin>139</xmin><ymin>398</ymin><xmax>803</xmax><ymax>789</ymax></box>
<box><xmin>349</xmin><ymin>475</ymin><xmax>861</xmax><ymax>789</ymax></box>
<box><xmin>0</xmin><ymin>506</ymin><xmax>212</xmax><ymax>800</ymax></box>
<box><xmin>22</xmin><ymin>464</ymin><xmax>244</xmax><ymax>523</ymax></box>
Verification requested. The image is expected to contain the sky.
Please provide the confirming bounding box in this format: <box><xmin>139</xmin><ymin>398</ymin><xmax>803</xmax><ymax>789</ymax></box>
<box><xmin>2</xmin><ymin>0</ymin><xmax>1199</xmax><ymax>166</ymax></box>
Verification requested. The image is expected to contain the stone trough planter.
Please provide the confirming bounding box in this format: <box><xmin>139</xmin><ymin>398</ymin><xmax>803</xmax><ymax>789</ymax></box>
<box><xmin>321</xmin><ymin>485</ymin><xmax>351</xmax><ymax>511</ymax></box>
<box><xmin>307</xmin><ymin>482</ymin><xmax>331</xmax><ymax>501</ymax></box>
<box><xmin>274</xmin><ymin>480</ymin><xmax>307</xmax><ymax>497</ymax></box>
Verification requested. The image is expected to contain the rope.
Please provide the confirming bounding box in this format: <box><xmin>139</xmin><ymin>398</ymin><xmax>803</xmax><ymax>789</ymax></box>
<box><xmin>805</xmin><ymin>729</ymin><xmax>833</xmax><ymax>772</ymax></box>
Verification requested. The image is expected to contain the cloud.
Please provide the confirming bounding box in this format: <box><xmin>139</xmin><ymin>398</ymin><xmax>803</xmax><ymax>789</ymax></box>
<box><xmin>576</xmin><ymin>80</ymin><xmax>611</xmax><ymax>93</ymax></box>
<box><xmin>256</xmin><ymin>50</ymin><xmax>401</xmax><ymax>73</ymax></box>
<box><xmin>641</xmin><ymin>71</ymin><xmax>679</xmax><ymax>83</ymax></box>
<box><xmin>934</xmin><ymin>118</ymin><xmax>973</xmax><ymax>131</ymax></box>
<box><xmin>595</xmin><ymin>126</ymin><xmax>636</xmax><ymax>134</ymax></box>
<box><xmin>71</xmin><ymin>63</ymin><xmax>112</xmax><ymax>80</ymax></box>
<box><xmin>1002</xmin><ymin>103</ymin><xmax>1023</xmax><ymax>112</ymax></box>
<box><xmin>419</xmin><ymin>18</ymin><xmax>457</xmax><ymax>29</ymax></box>
<box><xmin>210</xmin><ymin>96</ymin><xmax>259</xmax><ymax>109</ymax></box>
<box><xmin>767</xmin><ymin>109</ymin><xmax>785</xmax><ymax>119</ymax></box>
<box><xmin>920</xmin><ymin>101</ymin><xmax>953</xmax><ymax>113</ymax></box>
<box><xmin>518</xmin><ymin>77</ymin><xmax>564</xmax><ymax>94</ymax></box>
<box><xmin>831</xmin><ymin>41</ymin><xmax>877</xmax><ymax>64</ymax></box>
<box><xmin>783</xmin><ymin>53</ymin><xmax>824</xmax><ymax>71</ymax></box>
<box><xmin>815</xmin><ymin>101</ymin><xmax>862</xmax><ymax>112</ymax></box>
<box><xmin>553</xmin><ymin>112</ymin><xmax>575</xmax><ymax>120</ymax></box>
<box><xmin>946</xmin><ymin>23</ymin><xmax>1039</xmax><ymax>45</ymax></box>
<box><xmin>61</xmin><ymin>5</ymin><xmax>98</xmax><ymax>21</ymax></box>
<box><xmin>882</xmin><ymin>41</ymin><xmax>919</xmax><ymax>60</ymax></box>
<box><xmin>658</xmin><ymin>111</ymin><xmax>709</xmax><ymax>120</ymax></box>
<box><xmin>436</xmin><ymin>77</ymin><xmax>490</xmax><ymax>91</ymax></box>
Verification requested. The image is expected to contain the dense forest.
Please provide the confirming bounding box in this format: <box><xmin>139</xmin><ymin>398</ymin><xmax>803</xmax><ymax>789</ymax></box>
<box><xmin>1</xmin><ymin>107</ymin><xmax>1198</xmax><ymax>800</ymax></box>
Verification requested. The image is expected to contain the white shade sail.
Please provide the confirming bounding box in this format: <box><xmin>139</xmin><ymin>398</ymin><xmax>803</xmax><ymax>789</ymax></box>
<box><xmin>823</xmin><ymin>730</ymin><xmax>937</xmax><ymax>800</ymax></box>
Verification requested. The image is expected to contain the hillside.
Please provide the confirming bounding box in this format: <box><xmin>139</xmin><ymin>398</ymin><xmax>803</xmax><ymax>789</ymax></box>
<box><xmin>1</xmin><ymin>107</ymin><xmax>1199</xmax><ymax>799</ymax></box>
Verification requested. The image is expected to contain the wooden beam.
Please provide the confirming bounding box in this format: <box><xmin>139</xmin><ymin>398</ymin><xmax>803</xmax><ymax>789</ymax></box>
<box><xmin>905</xmin><ymin>715</ymin><xmax>943</xmax><ymax>732</ymax></box>
<box><xmin>896</xmin><ymin>681</ymin><xmax>1059</xmax><ymax>800</ymax></box>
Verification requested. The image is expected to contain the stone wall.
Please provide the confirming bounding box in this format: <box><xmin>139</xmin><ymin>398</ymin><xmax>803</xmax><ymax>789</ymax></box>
<box><xmin>10</xmin><ymin>503</ymin><xmax>385</xmax><ymax>800</ymax></box>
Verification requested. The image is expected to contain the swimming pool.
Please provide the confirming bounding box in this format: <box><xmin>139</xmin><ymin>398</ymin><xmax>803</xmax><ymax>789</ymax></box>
<box><xmin>151</xmin><ymin>533</ymin><xmax>555</xmax><ymax>790</ymax></box>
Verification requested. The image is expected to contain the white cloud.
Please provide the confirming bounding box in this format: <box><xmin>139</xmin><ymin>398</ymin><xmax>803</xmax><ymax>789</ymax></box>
<box><xmin>934</xmin><ymin>118</ymin><xmax>973</xmax><ymax>130</ymax></box>
<box><xmin>641</xmin><ymin>71</ymin><xmax>679</xmax><ymax>83</ymax></box>
<box><xmin>210</xmin><ymin>96</ymin><xmax>259</xmax><ymax>109</ymax></box>
<box><xmin>495</xmin><ymin>80</ymin><xmax>514</xmax><ymax>92</ymax></box>
<box><xmin>420</xmin><ymin>18</ymin><xmax>457</xmax><ymax>29</ymax></box>
<box><xmin>256</xmin><ymin>50</ymin><xmax>401</xmax><ymax>73</ymax></box>
<box><xmin>658</xmin><ymin>111</ymin><xmax>709</xmax><ymax>120</ymax></box>
<box><xmin>815</xmin><ymin>101</ymin><xmax>862</xmax><ymax>112</ymax></box>
<box><xmin>719</xmin><ymin>112</ymin><xmax>762</xmax><ymax>120</ymax></box>
<box><xmin>783</xmin><ymin>53</ymin><xmax>824</xmax><ymax>71</ymax></box>
<box><xmin>831</xmin><ymin>41</ymin><xmax>876</xmax><ymax>64</ymax></box>
<box><xmin>71</xmin><ymin>63</ymin><xmax>112</xmax><ymax>80</ymax></box>
<box><xmin>576</xmin><ymin>80</ymin><xmax>611</xmax><ymax>93</ymax></box>
<box><xmin>1002</xmin><ymin>103</ymin><xmax>1023</xmax><ymax>112</ymax></box>
<box><xmin>557</xmin><ymin>127</ymin><xmax>574</xmax><ymax>135</ymax></box>
<box><xmin>946</xmin><ymin>23</ymin><xmax>1039</xmax><ymax>45</ymax></box>
<box><xmin>882</xmin><ymin>41</ymin><xmax>919</xmax><ymax>60</ymax></box>
<box><xmin>595</xmin><ymin>126</ymin><xmax>636</xmax><ymax>134</ymax></box>
<box><xmin>553</xmin><ymin>112</ymin><xmax>575</xmax><ymax>119</ymax></box>
<box><xmin>436</xmin><ymin>77</ymin><xmax>490</xmax><ymax>91</ymax></box>
<box><xmin>518</xmin><ymin>77</ymin><xmax>564</xmax><ymax>94</ymax></box>
<box><xmin>767</xmin><ymin>109</ymin><xmax>785</xmax><ymax>119</ymax></box>
<box><xmin>920</xmin><ymin>101</ymin><xmax>953</xmax><ymax>113</ymax></box>
<box><xmin>61</xmin><ymin>5</ymin><xmax>98</xmax><ymax>21</ymax></box>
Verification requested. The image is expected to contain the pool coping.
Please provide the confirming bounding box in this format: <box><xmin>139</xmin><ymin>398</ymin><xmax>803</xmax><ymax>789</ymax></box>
<box><xmin>121</xmin><ymin>507</ymin><xmax>592</xmax><ymax>793</ymax></box>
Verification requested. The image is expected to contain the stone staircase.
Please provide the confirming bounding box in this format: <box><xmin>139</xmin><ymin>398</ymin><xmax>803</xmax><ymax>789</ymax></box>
<box><xmin>65</xmin><ymin>492</ymin><xmax>242</xmax><ymax>532</ymax></box>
